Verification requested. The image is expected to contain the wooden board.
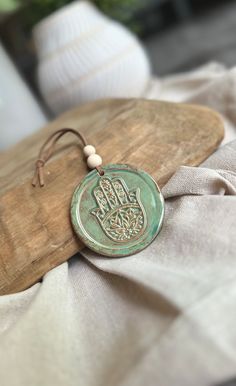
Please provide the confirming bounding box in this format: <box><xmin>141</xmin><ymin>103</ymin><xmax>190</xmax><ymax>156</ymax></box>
<box><xmin>0</xmin><ymin>98</ymin><xmax>224</xmax><ymax>294</ymax></box>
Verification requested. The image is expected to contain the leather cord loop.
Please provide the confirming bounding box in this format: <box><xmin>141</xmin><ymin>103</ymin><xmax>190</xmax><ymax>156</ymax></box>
<box><xmin>32</xmin><ymin>128</ymin><xmax>102</xmax><ymax>187</ymax></box>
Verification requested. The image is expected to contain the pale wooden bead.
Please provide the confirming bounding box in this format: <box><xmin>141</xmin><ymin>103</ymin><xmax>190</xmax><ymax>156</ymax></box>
<box><xmin>87</xmin><ymin>154</ymin><xmax>102</xmax><ymax>169</ymax></box>
<box><xmin>83</xmin><ymin>145</ymin><xmax>96</xmax><ymax>157</ymax></box>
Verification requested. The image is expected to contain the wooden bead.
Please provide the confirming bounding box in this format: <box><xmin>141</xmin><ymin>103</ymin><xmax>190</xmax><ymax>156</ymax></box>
<box><xmin>83</xmin><ymin>145</ymin><xmax>96</xmax><ymax>157</ymax></box>
<box><xmin>87</xmin><ymin>154</ymin><xmax>102</xmax><ymax>169</ymax></box>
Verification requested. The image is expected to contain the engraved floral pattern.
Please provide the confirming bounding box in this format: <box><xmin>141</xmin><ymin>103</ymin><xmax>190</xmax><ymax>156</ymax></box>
<box><xmin>91</xmin><ymin>177</ymin><xmax>147</xmax><ymax>242</ymax></box>
<box><xmin>106</xmin><ymin>207</ymin><xmax>144</xmax><ymax>241</ymax></box>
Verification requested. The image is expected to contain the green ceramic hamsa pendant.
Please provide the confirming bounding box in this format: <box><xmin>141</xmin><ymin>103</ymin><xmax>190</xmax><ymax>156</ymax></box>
<box><xmin>71</xmin><ymin>164</ymin><xmax>164</xmax><ymax>257</ymax></box>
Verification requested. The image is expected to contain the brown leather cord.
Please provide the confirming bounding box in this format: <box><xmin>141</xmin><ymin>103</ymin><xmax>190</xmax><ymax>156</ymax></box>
<box><xmin>32</xmin><ymin>128</ymin><xmax>102</xmax><ymax>187</ymax></box>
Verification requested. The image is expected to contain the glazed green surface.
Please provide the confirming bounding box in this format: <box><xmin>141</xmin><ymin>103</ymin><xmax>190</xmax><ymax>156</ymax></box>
<box><xmin>71</xmin><ymin>164</ymin><xmax>164</xmax><ymax>257</ymax></box>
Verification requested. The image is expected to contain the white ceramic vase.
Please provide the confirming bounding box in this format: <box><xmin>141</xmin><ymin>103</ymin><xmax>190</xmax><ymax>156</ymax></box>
<box><xmin>33</xmin><ymin>0</ymin><xmax>151</xmax><ymax>114</ymax></box>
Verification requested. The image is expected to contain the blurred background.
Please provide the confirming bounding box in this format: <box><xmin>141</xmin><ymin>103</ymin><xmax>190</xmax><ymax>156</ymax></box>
<box><xmin>2</xmin><ymin>0</ymin><xmax>236</xmax><ymax>82</ymax></box>
<box><xmin>1</xmin><ymin>0</ymin><xmax>236</xmax><ymax>149</ymax></box>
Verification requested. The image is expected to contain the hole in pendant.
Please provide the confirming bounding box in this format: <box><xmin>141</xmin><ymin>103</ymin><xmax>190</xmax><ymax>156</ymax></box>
<box><xmin>96</xmin><ymin>166</ymin><xmax>104</xmax><ymax>176</ymax></box>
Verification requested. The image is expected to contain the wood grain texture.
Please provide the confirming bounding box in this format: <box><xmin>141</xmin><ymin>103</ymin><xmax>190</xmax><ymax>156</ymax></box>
<box><xmin>0</xmin><ymin>98</ymin><xmax>224</xmax><ymax>294</ymax></box>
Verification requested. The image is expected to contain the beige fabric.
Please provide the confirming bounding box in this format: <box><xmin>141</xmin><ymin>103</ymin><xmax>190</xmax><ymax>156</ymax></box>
<box><xmin>1</xmin><ymin>63</ymin><xmax>236</xmax><ymax>386</ymax></box>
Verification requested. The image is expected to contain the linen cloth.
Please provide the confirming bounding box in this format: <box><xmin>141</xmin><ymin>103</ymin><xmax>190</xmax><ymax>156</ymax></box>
<box><xmin>1</xmin><ymin>63</ymin><xmax>236</xmax><ymax>386</ymax></box>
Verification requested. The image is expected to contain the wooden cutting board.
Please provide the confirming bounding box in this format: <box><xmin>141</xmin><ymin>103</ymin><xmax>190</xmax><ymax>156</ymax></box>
<box><xmin>0</xmin><ymin>98</ymin><xmax>224</xmax><ymax>294</ymax></box>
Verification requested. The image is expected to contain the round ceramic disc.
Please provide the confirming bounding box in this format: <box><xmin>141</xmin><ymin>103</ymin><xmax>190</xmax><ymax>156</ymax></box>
<box><xmin>71</xmin><ymin>164</ymin><xmax>164</xmax><ymax>257</ymax></box>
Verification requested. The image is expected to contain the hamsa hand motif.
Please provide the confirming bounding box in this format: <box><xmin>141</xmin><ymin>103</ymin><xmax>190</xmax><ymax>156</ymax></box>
<box><xmin>91</xmin><ymin>177</ymin><xmax>147</xmax><ymax>242</ymax></box>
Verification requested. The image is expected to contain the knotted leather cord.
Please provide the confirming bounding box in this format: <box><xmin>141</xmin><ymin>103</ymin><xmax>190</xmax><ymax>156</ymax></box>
<box><xmin>32</xmin><ymin>128</ymin><xmax>103</xmax><ymax>187</ymax></box>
